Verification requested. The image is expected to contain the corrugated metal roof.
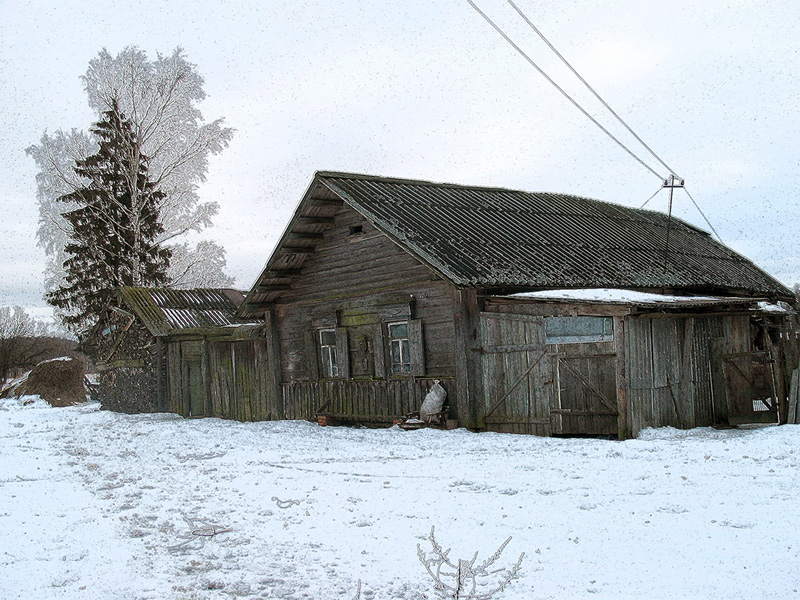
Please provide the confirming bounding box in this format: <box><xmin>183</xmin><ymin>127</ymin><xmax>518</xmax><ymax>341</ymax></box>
<box><xmin>119</xmin><ymin>288</ymin><xmax>252</xmax><ymax>336</ymax></box>
<box><xmin>317</xmin><ymin>172</ymin><xmax>791</xmax><ymax>298</ymax></box>
<box><xmin>240</xmin><ymin>171</ymin><xmax>792</xmax><ymax>316</ymax></box>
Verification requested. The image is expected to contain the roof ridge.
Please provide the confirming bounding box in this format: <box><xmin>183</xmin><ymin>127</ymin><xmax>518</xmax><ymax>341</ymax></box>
<box><xmin>317</xmin><ymin>170</ymin><xmax>554</xmax><ymax>196</ymax></box>
<box><xmin>316</xmin><ymin>171</ymin><xmax>708</xmax><ymax>235</ymax></box>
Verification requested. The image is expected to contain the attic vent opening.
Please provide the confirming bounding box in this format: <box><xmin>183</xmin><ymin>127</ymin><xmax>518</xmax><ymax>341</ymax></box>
<box><xmin>349</xmin><ymin>225</ymin><xmax>363</xmax><ymax>236</ymax></box>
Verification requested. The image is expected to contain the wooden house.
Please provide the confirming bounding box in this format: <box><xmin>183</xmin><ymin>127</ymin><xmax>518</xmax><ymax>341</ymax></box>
<box><xmin>234</xmin><ymin>171</ymin><xmax>797</xmax><ymax>438</ymax></box>
<box><xmin>84</xmin><ymin>287</ymin><xmax>265</xmax><ymax>417</ymax></box>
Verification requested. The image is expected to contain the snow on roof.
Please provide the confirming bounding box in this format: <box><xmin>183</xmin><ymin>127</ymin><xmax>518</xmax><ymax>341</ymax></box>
<box><xmin>758</xmin><ymin>300</ymin><xmax>794</xmax><ymax>314</ymax></box>
<box><xmin>504</xmin><ymin>288</ymin><xmax>764</xmax><ymax>307</ymax></box>
<box><xmin>40</xmin><ymin>356</ymin><xmax>76</xmax><ymax>363</ymax></box>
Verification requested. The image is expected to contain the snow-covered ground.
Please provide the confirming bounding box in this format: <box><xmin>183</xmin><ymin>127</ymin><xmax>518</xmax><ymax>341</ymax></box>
<box><xmin>1</xmin><ymin>397</ymin><xmax>798</xmax><ymax>599</ymax></box>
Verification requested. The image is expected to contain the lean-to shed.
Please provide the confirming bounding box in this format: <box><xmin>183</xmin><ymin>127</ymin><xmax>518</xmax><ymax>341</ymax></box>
<box><xmin>84</xmin><ymin>287</ymin><xmax>267</xmax><ymax>417</ymax></box>
<box><xmin>237</xmin><ymin>171</ymin><xmax>797</xmax><ymax>437</ymax></box>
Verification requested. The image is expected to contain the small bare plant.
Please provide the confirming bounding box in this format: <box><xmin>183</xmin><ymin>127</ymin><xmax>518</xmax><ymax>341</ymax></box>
<box><xmin>416</xmin><ymin>526</ymin><xmax>524</xmax><ymax>599</ymax></box>
<box><xmin>350</xmin><ymin>527</ymin><xmax>525</xmax><ymax>599</ymax></box>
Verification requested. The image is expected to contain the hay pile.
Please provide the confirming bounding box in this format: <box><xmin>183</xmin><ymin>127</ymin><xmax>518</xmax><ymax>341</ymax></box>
<box><xmin>1</xmin><ymin>356</ymin><xmax>85</xmax><ymax>406</ymax></box>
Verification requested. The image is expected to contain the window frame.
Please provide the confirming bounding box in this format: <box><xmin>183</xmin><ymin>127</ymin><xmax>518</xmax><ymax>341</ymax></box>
<box><xmin>318</xmin><ymin>328</ymin><xmax>339</xmax><ymax>378</ymax></box>
<box><xmin>387</xmin><ymin>321</ymin><xmax>412</xmax><ymax>374</ymax></box>
<box><xmin>545</xmin><ymin>316</ymin><xmax>614</xmax><ymax>345</ymax></box>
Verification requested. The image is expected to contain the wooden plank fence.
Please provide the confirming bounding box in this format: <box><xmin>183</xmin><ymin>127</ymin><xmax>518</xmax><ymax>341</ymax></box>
<box><xmin>282</xmin><ymin>378</ymin><xmax>451</xmax><ymax>422</ymax></box>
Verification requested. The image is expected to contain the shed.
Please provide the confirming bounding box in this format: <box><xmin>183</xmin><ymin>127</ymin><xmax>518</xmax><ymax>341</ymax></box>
<box><xmin>235</xmin><ymin>171</ymin><xmax>797</xmax><ymax>437</ymax></box>
<box><xmin>84</xmin><ymin>287</ymin><xmax>267</xmax><ymax>417</ymax></box>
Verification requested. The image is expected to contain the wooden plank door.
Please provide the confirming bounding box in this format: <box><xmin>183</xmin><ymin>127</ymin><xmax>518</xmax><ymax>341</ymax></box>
<box><xmin>187</xmin><ymin>359</ymin><xmax>205</xmax><ymax>417</ymax></box>
<box><xmin>553</xmin><ymin>352</ymin><xmax>618</xmax><ymax>436</ymax></box>
<box><xmin>722</xmin><ymin>351</ymin><xmax>778</xmax><ymax>424</ymax></box>
<box><xmin>480</xmin><ymin>313</ymin><xmax>552</xmax><ymax>435</ymax></box>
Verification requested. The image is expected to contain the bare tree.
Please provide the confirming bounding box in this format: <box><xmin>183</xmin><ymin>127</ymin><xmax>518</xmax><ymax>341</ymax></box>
<box><xmin>0</xmin><ymin>307</ymin><xmax>52</xmax><ymax>384</ymax></box>
<box><xmin>27</xmin><ymin>46</ymin><xmax>235</xmax><ymax>308</ymax></box>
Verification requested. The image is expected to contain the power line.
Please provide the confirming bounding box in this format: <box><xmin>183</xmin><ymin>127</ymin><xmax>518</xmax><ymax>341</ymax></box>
<box><xmin>466</xmin><ymin>0</ymin><xmax>664</xmax><ymax>181</ymax></box>
<box><xmin>642</xmin><ymin>183</ymin><xmax>723</xmax><ymax>243</ymax></box>
<box><xmin>639</xmin><ymin>185</ymin><xmax>664</xmax><ymax>209</ymax></box>
<box><xmin>683</xmin><ymin>186</ymin><xmax>723</xmax><ymax>242</ymax></box>
<box><xmin>467</xmin><ymin>2</ymin><xmax>725</xmax><ymax>249</ymax></box>
<box><xmin>507</xmin><ymin>0</ymin><xmax>681</xmax><ymax>179</ymax></box>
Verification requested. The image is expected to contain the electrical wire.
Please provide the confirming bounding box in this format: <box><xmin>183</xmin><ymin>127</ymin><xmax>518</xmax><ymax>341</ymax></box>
<box><xmin>468</xmin><ymin>2</ymin><xmax>727</xmax><ymax>253</ymax></box>
<box><xmin>639</xmin><ymin>185</ymin><xmax>664</xmax><ymax>209</ymax></box>
<box><xmin>507</xmin><ymin>0</ymin><xmax>681</xmax><ymax>179</ymax></box>
<box><xmin>683</xmin><ymin>186</ymin><xmax>723</xmax><ymax>242</ymax></box>
<box><xmin>466</xmin><ymin>0</ymin><xmax>665</xmax><ymax>181</ymax></box>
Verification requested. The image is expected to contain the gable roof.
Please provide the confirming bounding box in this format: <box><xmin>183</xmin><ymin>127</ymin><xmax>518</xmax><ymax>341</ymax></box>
<box><xmin>119</xmin><ymin>287</ymin><xmax>252</xmax><ymax>337</ymax></box>
<box><xmin>240</xmin><ymin>171</ymin><xmax>792</xmax><ymax>316</ymax></box>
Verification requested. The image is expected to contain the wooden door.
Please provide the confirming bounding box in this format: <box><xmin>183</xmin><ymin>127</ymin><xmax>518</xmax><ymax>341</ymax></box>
<box><xmin>722</xmin><ymin>351</ymin><xmax>777</xmax><ymax>424</ymax></box>
<box><xmin>187</xmin><ymin>359</ymin><xmax>205</xmax><ymax>417</ymax></box>
<box><xmin>480</xmin><ymin>313</ymin><xmax>552</xmax><ymax>435</ymax></box>
<box><xmin>554</xmin><ymin>352</ymin><xmax>618</xmax><ymax>435</ymax></box>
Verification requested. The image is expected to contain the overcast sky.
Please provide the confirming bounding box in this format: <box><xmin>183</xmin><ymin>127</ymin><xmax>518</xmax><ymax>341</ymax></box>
<box><xmin>1</xmin><ymin>0</ymin><xmax>798</xmax><ymax>319</ymax></box>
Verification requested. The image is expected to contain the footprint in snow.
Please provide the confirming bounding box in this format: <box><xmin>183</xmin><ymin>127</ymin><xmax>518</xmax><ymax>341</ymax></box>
<box><xmin>657</xmin><ymin>505</ymin><xmax>688</xmax><ymax>514</ymax></box>
<box><xmin>718</xmin><ymin>520</ymin><xmax>754</xmax><ymax>529</ymax></box>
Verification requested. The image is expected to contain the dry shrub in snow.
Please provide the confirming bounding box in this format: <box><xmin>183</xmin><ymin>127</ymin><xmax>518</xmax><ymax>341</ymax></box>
<box><xmin>416</xmin><ymin>527</ymin><xmax>524</xmax><ymax>599</ymax></box>
<box><xmin>353</xmin><ymin>527</ymin><xmax>524</xmax><ymax>600</ymax></box>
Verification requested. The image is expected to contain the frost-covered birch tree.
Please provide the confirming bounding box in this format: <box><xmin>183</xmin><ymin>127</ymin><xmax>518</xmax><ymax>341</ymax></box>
<box><xmin>27</xmin><ymin>46</ymin><xmax>235</xmax><ymax>302</ymax></box>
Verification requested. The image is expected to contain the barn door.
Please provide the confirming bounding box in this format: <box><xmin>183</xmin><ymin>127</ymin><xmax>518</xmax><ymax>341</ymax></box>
<box><xmin>479</xmin><ymin>313</ymin><xmax>552</xmax><ymax>435</ymax></box>
<box><xmin>722</xmin><ymin>351</ymin><xmax>777</xmax><ymax>424</ymax></box>
<box><xmin>187</xmin><ymin>359</ymin><xmax>205</xmax><ymax>417</ymax></box>
<box><xmin>553</xmin><ymin>353</ymin><xmax>618</xmax><ymax>435</ymax></box>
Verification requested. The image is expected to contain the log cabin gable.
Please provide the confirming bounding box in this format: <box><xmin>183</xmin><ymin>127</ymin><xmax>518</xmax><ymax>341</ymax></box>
<box><xmin>239</xmin><ymin>176</ymin><xmax>456</xmax><ymax>320</ymax></box>
<box><xmin>240</xmin><ymin>178</ymin><xmax>457</xmax><ymax>385</ymax></box>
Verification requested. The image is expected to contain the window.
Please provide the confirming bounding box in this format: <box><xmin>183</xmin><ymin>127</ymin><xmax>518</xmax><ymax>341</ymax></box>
<box><xmin>545</xmin><ymin>316</ymin><xmax>613</xmax><ymax>344</ymax></box>
<box><xmin>388</xmin><ymin>321</ymin><xmax>411</xmax><ymax>373</ymax></box>
<box><xmin>319</xmin><ymin>329</ymin><xmax>338</xmax><ymax>377</ymax></box>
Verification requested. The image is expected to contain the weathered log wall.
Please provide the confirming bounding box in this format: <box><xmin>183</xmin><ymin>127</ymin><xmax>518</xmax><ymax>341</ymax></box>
<box><xmin>273</xmin><ymin>204</ymin><xmax>459</xmax><ymax>421</ymax></box>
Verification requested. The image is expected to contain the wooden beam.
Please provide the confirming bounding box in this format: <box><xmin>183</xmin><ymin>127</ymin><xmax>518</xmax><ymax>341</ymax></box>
<box><xmin>264</xmin><ymin>269</ymin><xmax>301</xmax><ymax>277</ymax></box>
<box><xmin>484</xmin><ymin>417</ymin><xmax>550</xmax><ymax>424</ymax></box>
<box><xmin>452</xmin><ymin>288</ymin><xmax>483</xmax><ymax>429</ymax></box>
<box><xmin>550</xmin><ymin>409</ymin><xmax>618</xmax><ymax>416</ymax></box>
<box><xmin>476</xmin><ymin>343</ymin><xmax>543</xmax><ymax>354</ymax></box>
<box><xmin>315</xmin><ymin>413</ymin><xmax>399</xmax><ymax>423</ymax></box>
<box><xmin>279</xmin><ymin>246</ymin><xmax>315</xmax><ymax>255</ymax></box>
<box><xmin>614</xmin><ymin>316</ymin><xmax>631</xmax><ymax>440</ymax></box>
<box><xmin>288</xmin><ymin>231</ymin><xmax>324</xmax><ymax>240</ymax></box>
<box><xmin>297</xmin><ymin>216</ymin><xmax>335</xmax><ymax>224</ymax></box>
<box><xmin>264</xmin><ymin>308</ymin><xmax>284</xmax><ymax>420</ymax></box>
<box><xmin>256</xmin><ymin>284</ymin><xmax>291</xmax><ymax>292</ymax></box>
<box><xmin>308</xmin><ymin>197</ymin><xmax>343</xmax><ymax>206</ymax></box>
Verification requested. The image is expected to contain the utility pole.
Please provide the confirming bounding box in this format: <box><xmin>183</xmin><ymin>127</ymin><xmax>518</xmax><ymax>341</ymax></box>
<box><xmin>662</xmin><ymin>174</ymin><xmax>685</xmax><ymax>273</ymax></box>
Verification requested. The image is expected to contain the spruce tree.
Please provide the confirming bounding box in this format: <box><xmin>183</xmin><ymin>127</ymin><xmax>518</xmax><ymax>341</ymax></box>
<box><xmin>47</xmin><ymin>101</ymin><xmax>171</xmax><ymax>333</ymax></box>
